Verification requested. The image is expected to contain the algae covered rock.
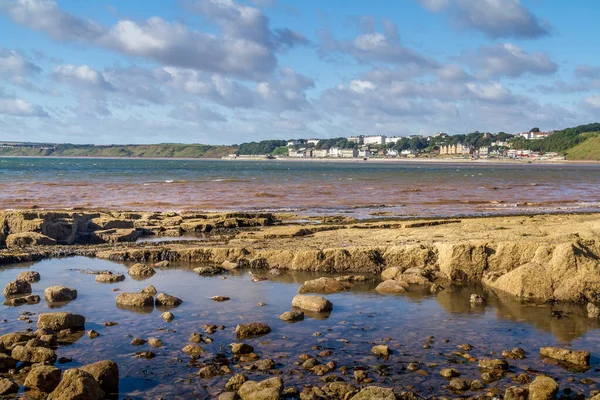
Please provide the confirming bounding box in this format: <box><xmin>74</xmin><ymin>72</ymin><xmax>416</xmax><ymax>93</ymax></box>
<box><xmin>236</xmin><ymin>323</ymin><xmax>271</xmax><ymax>339</ymax></box>
<box><xmin>539</xmin><ymin>346</ymin><xmax>590</xmax><ymax>366</ymax></box>
<box><xmin>528</xmin><ymin>375</ymin><xmax>558</xmax><ymax>400</ymax></box>
<box><xmin>115</xmin><ymin>293</ymin><xmax>154</xmax><ymax>308</ymax></box>
<box><xmin>3</xmin><ymin>280</ymin><xmax>32</xmax><ymax>297</ymax></box>
<box><xmin>80</xmin><ymin>360</ymin><xmax>119</xmax><ymax>394</ymax></box>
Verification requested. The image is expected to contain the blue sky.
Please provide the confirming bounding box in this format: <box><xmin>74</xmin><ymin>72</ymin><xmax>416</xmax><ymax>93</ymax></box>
<box><xmin>0</xmin><ymin>0</ymin><xmax>599</xmax><ymax>144</ymax></box>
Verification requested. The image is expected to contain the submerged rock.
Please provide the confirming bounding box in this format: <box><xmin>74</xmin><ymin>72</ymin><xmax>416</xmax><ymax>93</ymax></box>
<box><xmin>44</xmin><ymin>285</ymin><xmax>78</xmax><ymax>303</ymax></box>
<box><xmin>154</xmin><ymin>261</ymin><xmax>170</xmax><ymax>268</ymax></box>
<box><xmin>236</xmin><ymin>323</ymin><xmax>272</xmax><ymax>339</ymax></box>
<box><xmin>528</xmin><ymin>375</ymin><xmax>558</xmax><ymax>400</ymax></box>
<box><xmin>279</xmin><ymin>310</ymin><xmax>304</xmax><ymax>322</ymax></box>
<box><xmin>539</xmin><ymin>346</ymin><xmax>590</xmax><ymax>366</ymax></box>
<box><xmin>48</xmin><ymin>368</ymin><xmax>105</xmax><ymax>400</ymax></box>
<box><xmin>194</xmin><ymin>266</ymin><xmax>225</xmax><ymax>275</ymax></box>
<box><xmin>24</xmin><ymin>365</ymin><xmax>62</xmax><ymax>392</ymax></box>
<box><xmin>3</xmin><ymin>280</ymin><xmax>32</xmax><ymax>297</ymax></box>
<box><xmin>4</xmin><ymin>294</ymin><xmax>40</xmax><ymax>306</ymax></box>
<box><xmin>238</xmin><ymin>377</ymin><xmax>284</xmax><ymax>400</ymax></box>
<box><xmin>298</xmin><ymin>277</ymin><xmax>346</xmax><ymax>294</ymax></box>
<box><xmin>291</xmin><ymin>294</ymin><xmax>333</xmax><ymax>313</ymax></box>
<box><xmin>212</xmin><ymin>296</ymin><xmax>230</xmax><ymax>302</ymax></box>
<box><xmin>37</xmin><ymin>313</ymin><xmax>85</xmax><ymax>330</ymax></box>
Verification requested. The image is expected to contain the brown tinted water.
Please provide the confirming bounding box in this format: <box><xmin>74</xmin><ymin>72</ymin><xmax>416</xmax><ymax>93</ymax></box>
<box><xmin>1</xmin><ymin>257</ymin><xmax>600</xmax><ymax>399</ymax></box>
<box><xmin>1</xmin><ymin>158</ymin><xmax>600</xmax><ymax>218</ymax></box>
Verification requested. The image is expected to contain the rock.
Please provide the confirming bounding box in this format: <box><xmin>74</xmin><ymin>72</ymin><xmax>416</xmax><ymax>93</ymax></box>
<box><xmin>161</xmin><ymin>312</ymin><xmax>174</xmax><ymax>322</ymax></box>
<box><xmin>226</xmin><ymin>373</ymin><xmax>248</xmax><ymax>391</ymax></box>
<box><xmin>0</xmin><ymin>332</ymin><xmax>35</xmax><ymax>351</ymax></box>
<box><xmin>115</xmin><ymin>293</ymin><xmax>154</xmax><ymax>308</ymax></box>
<box><xmin>141</xmin><ymin>285</ymin><xmax>157</xmax><ymax>295</ymax></box>
<box><xmin>24</xmin><ymin>365</ymin><xmax>62</xmax><ymax>392</ymax></box>
<box><xmin>238</xmin><ymin>377</ymin><xmax>284</xmax><ymax>400</ymax></box>
<box><xmin>470</xmin><ymin>294</ymin><xmax>485</xmax><ymax>305</ymax></box>
<box><xmin>375</xmin><ymin>280</ymin><xmax>407</xmax><ymax>294</ymax></box>
<box><xmin>154</xmin><ymin>261</ymin><xmax>170</xmax><ymax>268</ymax></box>
<box><xmin>134</xmin><ymin>351</ymin><xmax>155</xmax><ymax>359</ymax></box>
<box><xmin>93</xmin><ymin>228</ymin><xmax>142</xmax><ymax>244</ymax></box>
<box><xmin>155</xmin><ymin>293</ymin><xmax>183</xmax><ymax>307</ymax></box>
<box><xmin>503</xmin><ymin>347</ymin><xmax>526</xmax><ymax>359</ymax></box>
<box><xmin>0</xmin><ymin>354</ymin><xmax>17</xmax><ymax>372</ymax></box>
<box><xmin>279</xmin><ymin>310</ymin><xmax>304</xmax><ymax>322</ymax></box>
<box><xmin>182</xmin><ymin>344</ymin><xmax>204</xmax><ymax>356</ymax></box>
<box><xmin>587</xmin><ymin>303</ymin><xmax>600</xmax><ymax>318</ymax></box>
<box><xmin>449</xmin><ymin>378</ymin><xmax>469</xmax><ymax>391</ymax></box>
<box><xmin>87</xmin><ymin>330</ymin><xmax>99</xmax><ymax>339</ymax></box>
<box><xmin>16</xmin><ymin>270</ymin><xmax>41</xmax><ymax>283</ymax></box>
<box><xmin>37</xmin><ymin>313</ymin><xmax>85</xmax><ymax>330</ymax></box>
<box><xmin>440</xmin><ymin>368</ymin><xmax>460</xmax><ymax>378</ymax></box>
<box><xmin>0</xmin><ymin>378</ymin><xmax>18</xmax><ymax>396</ymax></box>
<box><xmin>336</xmin><ymin>275</ymin><xmax>367</xmax><ymax>282</ymax></box>
<box><xmin>351</xmin><ymin>386</ymin><xmax>396</xmax><ymax>400</ymax></box>
<box><xmin>45</xmin><ymin>286</ymin><xmax>78</xmax><ymax>303</ymax></box>
<box><xmin>148</xmin><ymin>338</ymin><xmax>163</xmax><ymax>348</ymax></box>
<box><xmin>131</xmin><ymin>337</ymin><xmax>146</xmax><ymax>346</ymax></box>
<box><xmin>528</xmin><ymin>376</ymin><xmax>559</xmax><ymax>400</ymax></box>
<box><xmin>11</xmin><ymin>345</ymin><xmax>56</xmax><ymax>363</ymax></box>
<box><xmin>222</xmin><ymin>260</ymin><xmax>239</xmax><ymax>270</ymax></box>
<box><xmin>539</xmin><ymin>346</ymin><xmax>590</xmax><ymax>366</ymax></box>
<box><xmin>219</xmin><ymin>393</ymin><xmax>238</xmax><ymax>400</ymax></box>
<box><xmin>6</xmin><ymin>232</ymin><xmax>56</xmax><ymax>248</ymax></box>
<box><xmin>236</xmin><ymin>323</ymin><xmax>272</xmax><ymax>339</ymax></box>
<box><xmin>231</xmin><ymin>343</ymin><xmax>254</xmax><ymax>355</ymax></box>
<box><xmin>372</xmin><ymin>345</ymin><xmax>391</xmax><ymax>357</ymax></box>
<box><xmin>504</xmin><ymin>386</ymin><xmax>529</xmax><ymax>400</ymax></box>
<box><xmin>254</xmin><ymin>358</ymin><xmax>275</xmax><ymax>371</ymax></box>
<box><xmin>194</xmin><ymin>266</ymin><xmax>225</xmax><ymax>275</ymax></box>
<box><xmin>381</xmin><ymin>267</ymin><xmax>402</xmax><ymax>281</ymax></box>
<box><xmin>95</xmin><ymin>274</ymin><xmax>125</xmax><ymax>283</ymax></box>
<box><xmin>298</xmin><ymin>277</ymin><xmax>346</xmax><ymax>294</ymax></box>
<box><xmin>291</xmin><ymin>295</ymin><xmax>333</xmax><ymax>313</ymax></box>
<box><xmin>212</xmin><ymin>296</ymin><xmax>230</xmax><ymax>302</ymax></box>
<box><xmin>4</xmin><ymin>294</ymin><xmax>40</xmax><ymax>306</ymax></box>
<box><xmin>478</xmin><ymin>359</ymin><xmax>508</xmax><ymax>370</ymax></box>
<box><xmin>128</xmin><ymin>263</ymin><xmax>156</xmax><ymax>278</ymax></box>
<box><xmin>470</xmin><ymin>380</ymin><xmax>484</xmax><ymax>390</ymax></box>
<box><xmin>3</xmin><ymin>280</ymin><xmax>32</xmax><ymax>297</ymax></box>
<box><xmin>47</xmin><ymin>368</ymin><xmax>105</xmax><ymax>400</ymax></box>
<box><xmin>430</xmin><ymin>283</ymin><xmax>444</xmax><ymax>293</ymax></box>
<box><xmin>80</xmin><ymin>360</ymin><xmax>119</xmax><ymax>394</ymax></box>
<box><xmin>198</xmin><ymin>365</ymin><xmax>220</xmax><ymax>378</ymax></box>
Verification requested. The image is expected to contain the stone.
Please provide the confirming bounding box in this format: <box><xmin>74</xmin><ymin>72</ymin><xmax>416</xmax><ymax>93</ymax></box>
<box><xmin>16</xmin><ymin>270</ymin><xmax>41</xmax><ymax>283</ymax></box>
<box><xmin>198</xmin><ymin>365</ymin><xmax>220</xmax><ymax>378</ymax></box>
<box><xmin>219</xmin><ymin>393</ymin><xmax>237</xmax><ymax>400</ymax></box>
<box><xmin>45</xmin><ymin>286</ymin><xmax>78</xmax><ymax>303</ymax></box>
<box><xmin>254</xmin><ymin>358</ymin><xmax>275</xmax><ymax>371</ymax></box>
<box><xmin>212</xmin><ymin>296</ymin><xmax>230</xmax><ymax>302</ymax></box>
<box><xmin>4</xmin><ymin>294</ymin><xmax>40</xmax><ymax>306</ymax></box>
<box><xmin>194</xmin><ymin>266</ymin><xmax>225</xmax><ymax>275</ymax></box>
<box><xmin>93</xmin><ymin>228</ymin><xmax>142</xmax><ymax>244</ymax></box>
<box><xmin>587</xmin><ymin>302</ymin><xmax>600</xmax><ymax>318</ymax></box>
<box><xmin>0</xmin><ymin>378</ymin><xmax>18</xmax><ymax>396</ymax></box>
<box><xmin>37</xmin><ymin>313</ymin><xmax>85</xmax><ymax>330</ymax></box>
<box><xmin>372</xmin><ymin>345</ymin><xmax>391</xmax><ymax>357</ymax></box>
<box><xmin>131</xmin><ymin>337</ymin><xmax>146</xmax><ymax>346</ymax></box>
<box><xmin>478</xmin><ymin>359</ymin><xmax>508</xmax><ymax>370</ymax></box>
<box><xmin>440</xmin><ymin>368</ymin><xmax>460</xmax><ymax>378</ymax></box>
<box><xmin>3</xmin><ymin>280</ymin><xmax>32</xmax><ymax>297</ymax></box>
<box><xmin>80</xmin><ymin>360</ymin><xmax>119</xmax><ymax>394</ymax></box>
<box><xmin>182</xmin><ymin>344</ymin><xmax>204</xmax><ymax>356</ymax></box>
<box><xmin>375</xmin><ymin>280</ymin><xmax>407</xmax><ymax>294</ymax></box>
<box><xmin>47</xmin><ymin>368</ymin><xmax>105</xmax><ymax>400</ymax></box>
<box><xmin>226</xmin><ymin>373</ymin><xmax>248</xmax><ymax>391</ymax></box>
<box><xmin>238</xmin><ymin>377</ymin><xmax>284</xmax><ymax>400</ymax></box>
<box><xmin>0</xmin><ymin>354</ymin><xmax>17</xmax><ymax>372</ymax></box>
<box><xmin>0</xmin><ymin>332</ymin><xmax>35</xmax><ymax>351</ymax></box>
<box><xmin>231</xmin><ymin>343</ymin><xmax>254</xmax><ymax>355</ymax></box>
<box><xmin>155</xmin><ymin>293</ymin><xmax>183</xmax><ymax>307</ymax></box>
<box><xmin>539</xmin><ymin>346</ymin><xmax>590</xmax><ymax>366</ymax></box>
<box><xmin>6</xmin><ymin>232</ymin><xmax>56</xmax><ymax>248</ymax></box>
<box><xmin>449</xmin><ymin>378</ymin><xmax>469</xmax><ymax>391</ymax></box>
<box><xmin>470</xmin><ymin>294</ymin><xmax>486</xmax><ymax>305</ymax></box>
<box><xmin>141</xmin><ymin>285</ymin><xmax>157</xmax><ymax>295</ymax></box>
<box><xmin>95</xmin><ymin>274</ymin><xmax>125</xmax><ymax>283</ymax></box>
<box><xmin>298</xmin><ymin>277</ymin><xmax>346</xmax><ymax>294</ymax></box>
<box><xmin>504</xmin><ymin>386</ymin><xmax>529</xmax><ymax>400</ymax></box>
<box><xmin>350</xmin><ymin>386</ymin><xmax>396</xmax><ymax>400</ymax></box>
<box><xmin>528</xmin><ymin>376</ymin><xmax>559</xmax><ymax>400</ymax></box>
<box><xmin>291</xmin><ymin>295</ymin><xmax>333</xmax><ymax>313</ymax></box>
<box><xmin>381</xmin><ymin>267</ymin><xmax>402</xmax><ymax>281</ymax></box>
<box><xmin>161</xmin><ymin>312</ymin><xmax>174</xmax><ymax>322</ymax></box>
<box><xmin>24</xmin><ymin>365</ymin><xmax>62</xmax><ymax>392</ymax></box>
<box><xmin>148</xmin><ymin>338</ymin><xmax>163</xmax><ymax>348</ymax></box>
<box><xmin>88</xmin><ymin>330</ymin><xmax>99</xmax><ymax>339</ymax></box>
<box><xmin>128</xmin><ymin>263</ymin><xmax>156</xmax><ymax>278</ymax></box>
<box><xmin>154</xmin><ymin>261</ymin><xmax>170</xmax><ymax>268</ymax></box>
<box><xmin>115</xmin><ymin>293</ymin><xmax>154</xmax><ymax>307</ymax></box>
<box><xmin>11</xmin><ymin>345</ymin><xmax>56</xmax><ymax>363</ymax></box>
<box><xmin>279</xmin><ymin>310</ymin><xmax>304</xmax><ymax>322</ymax></box>
<box><xmin>236</xmin><ymin>323</ymin><xmax>271</xmax><ymax>339</ymax></box>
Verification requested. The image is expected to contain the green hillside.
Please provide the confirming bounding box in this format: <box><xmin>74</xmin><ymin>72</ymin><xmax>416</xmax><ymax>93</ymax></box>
<box><xmin>565</xmin><ymin>133</ymin><xmax>600</xmax><ymax>160</ymax></box>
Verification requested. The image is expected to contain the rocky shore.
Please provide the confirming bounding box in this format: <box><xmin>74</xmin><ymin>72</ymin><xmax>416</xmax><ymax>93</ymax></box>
<box><xmin>2</xmin><ymin>209</ymin><xmax>600</xmax><ymax>305</ymax></box>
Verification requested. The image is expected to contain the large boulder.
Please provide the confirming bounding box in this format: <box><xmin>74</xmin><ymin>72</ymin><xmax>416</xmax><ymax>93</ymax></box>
<box><xmin>351</xmin><ymin>386</ymin><xmax>396</xmax><ymax>400</ymax></box>
<box><xmin>48</xmin><ymin>368</ymin><xmax>105</xmax><ymax>400</ymax></box>
<box><xmin>0</xmin><ymin>378</ymin><xmax>18</xmax><ymax>396</ymax></box>
<box><xmin>16</xmin><ymin>270</ymin><xmax>41</xmax><ymax>283</ymax></box>
<box><xmin>238</xmin><ymin>377</ymin><xmax>284</xmax><ymax>400</ymax></box>
<box><xmin>45</xmin><ymin>286</ymin><xmax>78</xmax><ymax>303</ymax></box>
<box><xmin>116</xmin><ymin>293</ymin><xmax>154</xmax><ymax>308</ymax></box>
<box><xmin>128</xmin><ymin>263</ymin><xmax>156</xmax><ymax>278</ymax></box>
<box><xmin>539</xmin><ymin>347</ymin><xmax>590</xmax><ymax>366</ymax></box>
<box><xmin>528</xmin><ymin>376</ymin><xmax>558</xmax><ymax>400</ymax></box>
<box><xmin>375</xmin><ymin>280</ymin><xmax>407</xmax><ymax>294</ymax></box>
<box><xmin>236</xmin><ymin>323</ymin><xmax>272</xmax><ymax>339</ymax></box>
<box><xmin>37</xmin><ymin>313</ymin><xmax>85</xmax><ymax>331</ymax></box>
<box><xmin>11</xmin><ymin>345</ymin><xmax>56</xmax><ymax>364</ymax></box>
<box><xmin>291</xmin><ymin>294</ymin><xmax>333</xmax><ymax>313</ymax></box>
<box><xmin>298</xmin><ymin>277</ymin><xmax>346</xmax><ymax>294</ymax></box>
<box><xmin>80</xmin><ymin>360</ymin><xmax>119</xmax><ymax>394</ymax></box>
<box><xmin>24</xmin><ymin>365</ymin><xmax>62</xmax><ymax>392</ymax></box>
<box><xmin>6</xmin><ymin>232</ymin><xmax>56</xmax><ymax>248</ymax></box>
<box><xmin>3</xmin><ymin>280</ymin><xmax>32</xmax><ymax>297</ymax></box>
<box><xmin>155</xmin><ymin>293</ymin><xmax>183</xmax><ymax>308</ymax></box>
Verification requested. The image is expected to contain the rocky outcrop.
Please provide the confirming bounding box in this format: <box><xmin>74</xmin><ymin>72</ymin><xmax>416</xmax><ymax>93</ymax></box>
<box><xmin>37</xmin><ymin>313</ymin><xmax>85</xmax><ymax>331</ymax></box>
<box><xmin>528</xmin><ymin>376</ymin><xmax>558</xmax><ymax>400</ymax></box>
<box><xmin>6</xmin><ymin>232</ymin><xmax>56</xmax><ymax>248</ymax></box>
<box><xmin>48</xmin><ymin>368</ymin><xmax>105</xmax><ymax>400</ymax></box>
<box><xmin>539</xmin><ymin>347</ymin><xmax>590</xmax><ymax>366</ymax></box>
<box><xmin>44</xmin><ymin>285</ymin><xmax>78</xmax><ymax>303</ymax></box>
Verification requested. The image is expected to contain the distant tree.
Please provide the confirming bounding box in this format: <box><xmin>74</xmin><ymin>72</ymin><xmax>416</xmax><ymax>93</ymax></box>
<box><xmin>529</xmin><ymin>127</ymin><xmax>540</xmax><ymax>133</ymax></box>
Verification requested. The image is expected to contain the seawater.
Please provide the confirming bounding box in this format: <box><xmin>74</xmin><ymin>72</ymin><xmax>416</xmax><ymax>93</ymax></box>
<box><xmin>1</xmin><ymin>257</ymin><xmax>599</xmax><ymax>399</ymax></box>
<box><xmin>1</xmin><ymin>157</ymin><xmax>600</xmax><ymax>218</ymax></box>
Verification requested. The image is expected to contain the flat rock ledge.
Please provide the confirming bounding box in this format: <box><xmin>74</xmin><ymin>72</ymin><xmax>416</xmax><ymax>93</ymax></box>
<box><xmin>540</xmin><ymin>346</ymin><xmax>590</xmax><ymax>366</ymax></box>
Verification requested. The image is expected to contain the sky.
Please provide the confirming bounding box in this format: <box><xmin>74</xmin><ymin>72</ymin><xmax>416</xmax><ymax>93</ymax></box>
<box><xmin>0</xmin><ymin>0</ymin><xmax>599</xmax><ymax>145</ymax></box>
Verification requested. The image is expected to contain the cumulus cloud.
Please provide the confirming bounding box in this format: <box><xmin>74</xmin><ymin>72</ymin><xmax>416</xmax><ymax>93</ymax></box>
<box><xmin>464</xmin><ymin>43</ymin><xmax>557</xmax><ymax>78</ymax></box>
<box><xmin>417</xmin><ymin>0</ymin><xmax>550</xmax><ymax>39</ymax></box>
<box><xmin>53</xmin><ymin>64</ymin><xmax>114</xmax><ymax>90</ymax></box>
<box><xmin>0</xmin><ymin>97</ymin><xmax>49</xmax><ymax>117</ymax></box>
<box><xmin>583</xmin><ymin>96</ymin><xmax>600</xmax><ymax>110</ymax></box>
<box><xmin>0</xmin><ymin>47</ymin><xmax>41</xmax><ymax>77</ymax></box>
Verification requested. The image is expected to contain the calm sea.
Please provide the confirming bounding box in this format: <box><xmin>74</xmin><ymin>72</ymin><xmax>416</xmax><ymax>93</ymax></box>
<box><xmin>1</xmin><ymin>157</ymin><xmax>599</xmax><ymax>218</ymax></box>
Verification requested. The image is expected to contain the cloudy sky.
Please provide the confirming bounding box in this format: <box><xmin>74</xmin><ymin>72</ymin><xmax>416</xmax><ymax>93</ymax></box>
<box><xmin>0</xmin><ymin>0</ymin><xmax>598</xmax><ymax>144</ymax></box>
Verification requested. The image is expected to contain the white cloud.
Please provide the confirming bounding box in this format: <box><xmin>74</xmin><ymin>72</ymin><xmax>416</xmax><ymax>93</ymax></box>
<box><xmin>0</xmin><ymin>97</ymin><xmax>49</xmax><ymax>117</ymax></box>
<box><xmin>583</xmin><ymin>96</ymin><xmax>600</xmax><ymax>110</ymax></box>
<box><xmin>464</xmin><ymin>43</ymin><xmax>557</xmax><ymax>78</ymax></box>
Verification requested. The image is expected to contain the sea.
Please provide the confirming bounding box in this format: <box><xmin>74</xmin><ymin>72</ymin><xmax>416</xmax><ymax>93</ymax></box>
<box><xmin>1</xmin><ymin>157</ymin><xmax>599</xmax><ymax>218</ymax></box>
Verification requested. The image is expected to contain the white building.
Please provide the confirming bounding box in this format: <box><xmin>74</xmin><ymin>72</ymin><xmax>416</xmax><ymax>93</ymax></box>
<box><xmin>363</xmin><ymin>135</ymin><xmax>386</xmax><ymax>145</ymax></box>
<box><xmin>386</xmin><ymin>149</ymin><xmax>398</xmax><ymax>157</ymax></box>
<box><xmin>328</xmin><ymin>147</ymin><xmax>341</xmax><ymax>157</ymax></box>
<box><xmin>340</xmin><ymin>149</ymin><xmax>358</xmax><ymax>158</ymax></box>
<box><xmin>312</xmin><ymin>149</ymin><xmax>328</xmax><ymax>158</ymax></box>
<box><xmin>307</xmin><ymin>139</ymin><xmax>320</xmax><ymax>146</ymax></box>
<box><xmin>348</xmin><ymin>135</ymin><xmax>364</xmax><ymax>145</ymax></box>
<box><xmin>289</xmin><ymin>148</ymin><xmax>312</xmax><ymax>158</ymax></box>
<box><xmin>287</xmin><ymin>140</ymin><xmax>300</xmax><ymax>147</ymax></box>
<box><xmin>385</xmin><ymin>136</ymin><xmax>402</xmax><ymax>144</ymax></box>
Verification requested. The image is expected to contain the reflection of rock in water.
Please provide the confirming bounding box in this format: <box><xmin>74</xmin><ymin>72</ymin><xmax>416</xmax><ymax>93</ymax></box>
<box><xmin>115</xmin><ymin>304</ymin><xmax>154</xmax><ymax>314</ymax></box>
